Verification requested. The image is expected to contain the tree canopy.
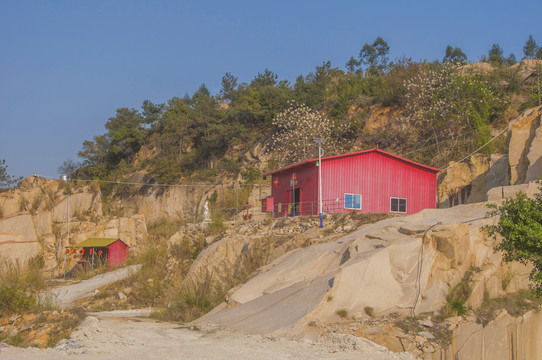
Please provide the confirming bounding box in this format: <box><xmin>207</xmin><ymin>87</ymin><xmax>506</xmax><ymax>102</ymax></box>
<box><xmin>523</xmin><ymin>35</ymin><xmax>538</xmax><ymax>59</ymax></box>
<box><xmin>0</xmin><ymin>160</ymin><xmax>21</xmax><ymax>190</ymax></box>
<box><xmin>443</xmin><ymin>45</ymin><xmax>467</xmax><ymax>64</ymax></box>
<box><xmin>73</xmin><ymin>36</ymin><xmax>540</xmax><ymax>186</ymax></box>
<box><xmin>359</xmin><ymin>36</ymin><xmax>390</xmax><ymax>75</ymax></box>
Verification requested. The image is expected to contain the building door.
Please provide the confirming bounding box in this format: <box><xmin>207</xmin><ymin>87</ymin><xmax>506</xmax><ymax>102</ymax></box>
<box><xmin>285</xmin><ymin>188</ymin><xmax>301</xmax><ymax>215</ymax></box>
<box><xmin>293</xmin><ymin>187</ymin><xmax>300</xmax><ymax>214</ymax></box>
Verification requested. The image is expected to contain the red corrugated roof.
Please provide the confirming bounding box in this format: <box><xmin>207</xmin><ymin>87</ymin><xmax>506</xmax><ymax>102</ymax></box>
<box><xmin>263</xmin><ymin>148</ymin><xmax>441</xmax><ymax>176</ymax></box>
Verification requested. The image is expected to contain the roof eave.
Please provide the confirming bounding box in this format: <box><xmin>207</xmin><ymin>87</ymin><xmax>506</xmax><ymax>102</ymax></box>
<box><xmin>262</xmin><ymin>148</ymin><xmax>441</xmax><ymax>176</ymax></box>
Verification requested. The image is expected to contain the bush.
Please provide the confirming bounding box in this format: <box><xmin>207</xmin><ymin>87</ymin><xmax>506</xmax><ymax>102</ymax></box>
<box><xmin>440</xmin><ymin>272</ymin><xmax>472</xmax><ymax>318</ymax></box>
<box><xmin>336</xmin><ymin>309</ymin><xmax>348</xmax><ymax>319</ymax></box>
<box><xmin>483</xmin><ymin>182</ymin><xmax>542</xmax><ymax>294</ymax></box>
<box><xmin>0</xmin><ymin>256</ymin><xmax>47</xmax><ymax>316</ymax></box>
<box><xmin>0</xmin><ymin>287</ymin><xmax>36</xmax><ymax>315</ymax></box>
<box><xmin>155</xmin><ymin>275</ymin><xmax>225</xmax><ymax>322</ymax></box>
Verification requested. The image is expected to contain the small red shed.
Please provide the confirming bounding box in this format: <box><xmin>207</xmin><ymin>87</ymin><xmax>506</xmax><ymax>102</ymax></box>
<box><xmin>263</xmin><ymin>148</ymin><xmax>441</xmax><ymax>216</ymax></box>
<box><xmin>261</xmin><ymin>196</ymin><xmax>274</xmax><ymax>213</ymax></box>
<box><xmin>72</xmin><ymin>238</ymin><xmax>129</xmax><ymax>268</ymax></box>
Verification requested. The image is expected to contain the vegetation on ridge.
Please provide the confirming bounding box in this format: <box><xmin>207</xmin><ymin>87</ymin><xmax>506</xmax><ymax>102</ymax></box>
<box><xmin>61</xmin><ymin>35</ymin><xmax>542</xmax><ymax>195</ymax></box>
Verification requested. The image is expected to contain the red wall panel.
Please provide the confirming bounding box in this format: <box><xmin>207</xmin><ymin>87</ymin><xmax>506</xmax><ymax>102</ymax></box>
<box><xmin>320</xmin><ymin>152</ymin><xmax>436</xmax><ymax>214</ymax></box>
<box><xmin>268</xmin><ymin>150</ymin><xmax>437</xmax><ymax>216</ymax></box>
<box><xmin>270</xmin><ymin>163</ymin><xmax>318</xmax><ymax>216</ymax></box>
<box><xmin>107</xmin><ymin>241</ymin><xmax>129</xmax><ymax>267</ymax></box>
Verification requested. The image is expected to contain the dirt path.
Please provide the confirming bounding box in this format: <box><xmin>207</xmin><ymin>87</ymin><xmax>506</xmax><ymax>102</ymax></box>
<box><xmin>41</xmin><ymin>265</ymin><xmax>141</xmax><ymax>307</ymax></box>
<box><xmin>0</xmin><ymin>316</ymin><xmax>414</xmax><ymax>359</ymax></box>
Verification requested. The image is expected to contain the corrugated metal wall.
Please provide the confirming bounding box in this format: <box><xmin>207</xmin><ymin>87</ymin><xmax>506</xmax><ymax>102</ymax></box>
<box><xmin>108</xmin><ymin>241</ymin><xmax>129</xmax><ymax>267</ymax></box>
<box><xmin>320</xmin><ymin>151</ymin><xmax>436</xmax><ymax>214</ymax></box>
<box><xmin>270</xmin><ymin>163</ymin><xmax>318</xmax><ymax>216</ymax></box>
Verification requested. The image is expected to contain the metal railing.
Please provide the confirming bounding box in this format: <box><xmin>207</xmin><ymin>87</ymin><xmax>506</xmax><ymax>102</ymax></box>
<box><xmin>207</xmin><ymin>197</ymin><xmax>356</xmax><ymax>223</ymax></box>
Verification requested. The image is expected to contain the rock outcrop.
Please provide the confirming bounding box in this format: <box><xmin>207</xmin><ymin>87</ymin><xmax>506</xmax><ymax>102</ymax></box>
<box><xmin>0</xmin><ymin>178</ymin><xmax>147</xmax><ymax>273</ymax></box>
<box><xmin>197</xmin><ymin>199</ymin><xmax>533</xmax><ymax>338</ymax></box>
<box><xmin>428</xmin><ymin>310</ymin><xmax>542</xmax><ymax>360</ymax></box>
<box><xmin>437</xmin><ymin>105</ymin><xmax>542</xmax><ymax>207</ymax></box>
<box><xmin>509</xmin><ymin>105</ymin><xmax>542</xmax><ymax>184</ymax></box>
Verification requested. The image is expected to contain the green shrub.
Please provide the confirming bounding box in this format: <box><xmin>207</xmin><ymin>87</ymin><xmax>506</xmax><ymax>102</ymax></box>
<box><xmin>440</xmin><ymin>274</ymin><xmax>472</xmax><ymax>318</ymax></box>
<box><xmin>475</xmin><ymin>290</ymin><xmax>541</xmax><ymax>326</ymax></box>
<box><xmin>0</xmin><ymin>287</ymin><xmax>36</xmax><ymax>315</ymax></box>
<box><xmin>483</xmin><ymin>182</ymin><xmax>542</xmax><ymax>294</ymax></box>
<box><xmin>336</xmin><ymin>309</ymin><xmax>348</xmax><ymax>319</ymax></box>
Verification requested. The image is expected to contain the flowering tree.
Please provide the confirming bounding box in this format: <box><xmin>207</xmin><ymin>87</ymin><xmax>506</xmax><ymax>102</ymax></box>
<box><xmin>270</xmin><ymin>101</ymin><xmax>346</xmax><ymax>166</ymax></box>
<box><xmin>400</xmin><ymin>64</ymin><xmax>507</xmax><ymax>164</ymax></box>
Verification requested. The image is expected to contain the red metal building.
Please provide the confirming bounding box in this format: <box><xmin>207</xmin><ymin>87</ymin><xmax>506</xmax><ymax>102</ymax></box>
<box><xmin>72</xmin><ymin>238</ymin><xmax>130</xmax><ymax>269</ymax></box>
<box><xmin>263</xmin><ymin>148</ymin><xmax>440</xmax><ymax>216</ymax></box>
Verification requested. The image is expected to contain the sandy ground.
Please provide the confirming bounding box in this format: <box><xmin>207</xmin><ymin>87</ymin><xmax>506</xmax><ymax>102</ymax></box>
<box><xmin>1</xmin><ymin>316</ymin><xmax>415</xmax><ymax>359</ymax></box>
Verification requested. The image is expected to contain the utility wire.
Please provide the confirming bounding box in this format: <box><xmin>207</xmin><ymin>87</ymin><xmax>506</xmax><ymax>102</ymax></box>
<box><xmin>442</xmin><ymin>123</ymin><xmax>511</xmax><ymax>172</ymax></box>
<box><xmin>34</xmin><ymin>174</ymin><xmax>261</xmax><ymax>188</ymax></box>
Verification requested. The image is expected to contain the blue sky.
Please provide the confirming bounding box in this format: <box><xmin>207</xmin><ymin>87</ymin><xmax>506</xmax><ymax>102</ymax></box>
<box><xmin>1</xmin><ymin>0</ymin><xmax>541</xmax><ymax>179</ymax></box>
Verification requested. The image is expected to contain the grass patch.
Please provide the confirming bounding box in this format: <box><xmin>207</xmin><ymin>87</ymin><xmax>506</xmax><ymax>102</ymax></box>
<box><xmin>29</xmin><ymin>194</ymin><xmax>43</xmax><ymax>215</ymax></box>
<box><xmin>364</xmin><ymin>306</ymin><xmax>374</xmax><ymax>317</ymax></box>
<box><xmin>395</xmin><ymin>316</ymin><xmax>423</xmax><ymax>334</ymax></box>
<box><xmin>475</xmin><ymin>290</ymin><xmax>541</xmax><ymax>326</ymax></box>
<box><xmin>209</xmin><ymin>212</ymin><xmax>225</xmax><ymax>236</ymax></box>
<box><xmin>0</xmin><ymin>256</ymin><xmax>47</xmax><ymax>317</ymax></box>
<box><xmin>147</xmin><ymin>217</ymin><xmax>184</xmax><ymax>240</ymax></box>
<box><xmin>336</xmin><ymin>309</ymin><xmax>348</xmax><ymax>319</ymax></box>
<box><xmin>5</xmin><ymin>332</ymin><xmax>32</xmax><ymax>347</ymax></box>
<box><xmin>46</xmin><ymin>307</ymin><xmax>87</xmax><ymax>347</ymax></box>
<box><xmin>154</xmin><ymin>275</ymin><xmax>226</xmax><ymax>322</ymax></box>
<box><xmin>439</xmin><ymin>270</ymin><xmax>474</xmax><ymax>319</ymax></box>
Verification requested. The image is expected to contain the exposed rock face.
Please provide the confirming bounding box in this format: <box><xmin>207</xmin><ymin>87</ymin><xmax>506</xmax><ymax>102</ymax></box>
<box><xmin>486</xmin><ymin>153</ymin><xmax>510</xmax><ymax>190</ymax></box>
<box><xmin>0</xmin><ymin>214</ymin><xmax>42</xmax><ymax>264</ymax></box>
<box><xmin>487</xmin><ymin>180</ymin><xmax>541</xmax><ymax>202</ymax></box>
<box><xmin>437</xmin><ymin>155</ymin><xmax>489</xmax><ymax>207</ymax></box>
<box><xmin>438</xmin><ymin>105</ymin><xmax>542</xmax><ymax>207</ymax></box>
<box><xmin>183</xmin><ymin>217</ymin><xmax>325</xmax><ymax>291</ymax></box>
<box><xmin>197</xmin><ymin>198</ymin><xmax>532</xmax><ymax>338</ymax></box>
<box><xmin>116</xmin><ymin>171</ymin><xmax>269</xmax><ymax>226</ymax></box>
<box><xmin>427</xmin><ymin>310</ymin><xmax>542</xmax><ymax>360</ymax></box>
<box><xmin>0</xmin><ymin>178</ymin><xmax>146</xmax><ymax>273</ymax></box>
<box><xmin>511</xmin><ymin>59</ymin><xmax>542</xmax><ymax>84</ymax></box>
<box><xmin>509</xmin><ymin>105</ymin><xmax>542</xmax><ymax>184</ymax></box>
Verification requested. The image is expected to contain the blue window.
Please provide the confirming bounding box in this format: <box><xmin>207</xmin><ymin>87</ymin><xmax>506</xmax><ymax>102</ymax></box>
<box><xmin>344</xmin><ymin>193</ymin><xmax>362</xmax><ymax>210</ymax></box>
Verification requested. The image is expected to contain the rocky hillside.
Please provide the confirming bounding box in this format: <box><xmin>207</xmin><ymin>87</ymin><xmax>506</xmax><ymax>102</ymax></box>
<box><xmin>195</xmin><ymin>184</ymin><xmax>541</xmax><ymax>359</ymax></box>
<box><xmin>0</xmin><ymin>177</ymin><xmax>147</xmax><ymax>275</ymax></box>
<box><xmin>437</xmin><ymin>105</ymin><xmax>542</xmax><ymax>207</ymax></box>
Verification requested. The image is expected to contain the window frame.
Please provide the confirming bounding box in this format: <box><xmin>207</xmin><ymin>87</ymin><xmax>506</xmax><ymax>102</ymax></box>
<box><xmin>390</xmin><ymin>197</ymin><xmax>407</xmax><ymax>213</ymax></box>
<box><xmin>344</xmin><ymin>193</ymin><xmax>362</xmax><ymax>210</ymax></box>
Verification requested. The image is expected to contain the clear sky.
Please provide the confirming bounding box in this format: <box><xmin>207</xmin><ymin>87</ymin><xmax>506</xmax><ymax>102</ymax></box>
<box><xmin>1</xmin><ymin>0</ymin><xmax>541</xmax><ymax>179</ymax></box>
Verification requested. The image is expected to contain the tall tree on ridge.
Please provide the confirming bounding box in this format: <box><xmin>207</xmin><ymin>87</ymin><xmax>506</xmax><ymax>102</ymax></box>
<box><xmin>359</xmin><ymin>36</ymin><xmax>390</xmax><ymax>75</ymax></box>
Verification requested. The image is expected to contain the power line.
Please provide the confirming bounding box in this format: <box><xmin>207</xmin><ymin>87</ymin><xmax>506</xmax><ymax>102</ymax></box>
<box><xmin>442</xmin><ymin>123</ymin><xmax>510</xmax><ymax>171</ymax></box>
<box><xmin>34</xmin><ymin>174</ymin><xmax>263</xmax><ymax>188</ymax></box>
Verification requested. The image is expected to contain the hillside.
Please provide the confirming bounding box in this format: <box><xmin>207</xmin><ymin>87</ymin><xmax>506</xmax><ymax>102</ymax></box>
<box><xmin>70</xmin><ymin>59</ymin><xmax>541</xmax><ymax>206</ymax></box>
<box><xmin>1</xmin><ymin>53</ymin><xmax>542</xmax><ymax>358</ymax></box>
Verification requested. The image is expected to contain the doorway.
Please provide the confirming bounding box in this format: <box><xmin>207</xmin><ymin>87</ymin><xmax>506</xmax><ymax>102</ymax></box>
<box><xmin>293</xmin><ymin>187</ymin><xmax>300</xmax><ymax>215</ymax></box>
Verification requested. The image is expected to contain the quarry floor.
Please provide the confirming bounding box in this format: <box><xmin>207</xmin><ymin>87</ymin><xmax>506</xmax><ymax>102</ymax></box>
<box><xmin>1</xmin><ymin>315</ymin><xmax>414</xmax><ymax>360</ymax></box>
